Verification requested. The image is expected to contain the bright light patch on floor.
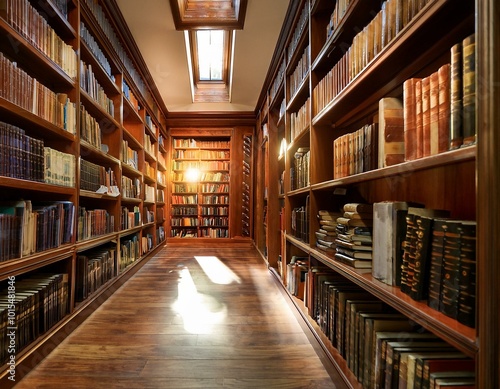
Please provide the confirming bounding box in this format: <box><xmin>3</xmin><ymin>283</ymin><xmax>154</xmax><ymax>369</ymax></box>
<box><xmin>173</xmin><ymin>267</ymin><xmax>227</xmax><ymax>334</ymax></box>
<box><xmin>195</xmin><ymin>256</ymin><xmax>241</xmax><ymax>285</ymax></box>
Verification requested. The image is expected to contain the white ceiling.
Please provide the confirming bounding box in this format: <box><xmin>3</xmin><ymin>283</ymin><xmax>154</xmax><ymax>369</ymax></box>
<box><xmin>115</xmin><ymin>0</ymin><xmax>290</xmax><ymax>113</ymax></box>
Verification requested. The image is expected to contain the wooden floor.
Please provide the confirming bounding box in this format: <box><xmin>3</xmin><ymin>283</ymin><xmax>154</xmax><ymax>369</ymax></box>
<box><xmin>14</xmin><ymin>246</ymin><xmax>346</xmax><ymax>388</ymax></box>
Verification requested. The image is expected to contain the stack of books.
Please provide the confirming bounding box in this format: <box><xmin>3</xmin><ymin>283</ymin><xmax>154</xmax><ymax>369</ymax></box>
<box><xmin>315</xmin><ymin>210</ymin><xmax>342</xmax><ymax>254</ymax></box>
<box><xmin>334</xmin><ymin>203</ymin><xmax>374</xmax><ymax>268</ymax></box>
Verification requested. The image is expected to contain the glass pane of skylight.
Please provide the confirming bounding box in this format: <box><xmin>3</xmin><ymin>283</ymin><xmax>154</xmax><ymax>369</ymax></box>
<box><xmin>196</xmin><ymin>30</ymin><xmax>224</xmax><ymax>81</ymax></box>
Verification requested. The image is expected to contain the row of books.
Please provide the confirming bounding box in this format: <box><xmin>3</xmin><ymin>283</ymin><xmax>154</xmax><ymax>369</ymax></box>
<box><xmin>80</xmin><ymin>159</ymin><xmax>116</xmax><ymax>193</ymax></box>
<box><xmin>288</xmin><ymin>45</ymin><xmax>309</xmax><ymax>99</ymax></box>
<box><xmin>286</xmin><ymin>256</ymin><xmax>308</xmax><ymax>299</ymax></box>
<box><xmin>171</xmin><ymin>206</ymin><xmax>197</xmax><ymax>216</ymax></box>
<box><xmin>79</xmin><ymin>104</ymin><xmax>103</xmax><ymax>149</ymax></box>
<box><xmin>82</xmin><ymin>0</ymin><xmax>153</xmax><ymax>113</ymax></box>
<box><xmin>156</xmin><ymin>170</ymin><xmax>166</xmax><ymax>187</ymax></box>
<box><xmin>290</xmin><ymin>147</ymin><xmax>310</xmax><ymax>191</ymax></box>
<box><xmin>144</xmin><ymin>206</ymin><xmax>154</xmax><ymax>224</ymax></box>
<box><xmin>80</xmin><ymin>23</ymin><xmax>113</xmax><ymax>79</ymax></box>
<box><xmin>200</xmin><ymin>183</ymin><xmax>229</xmax><ymax>193</ymax></box>
<box><xmin>44</xmin><ymin>147</ymin><xmax>76</xmax><ymax>187</ymax></box>
<box><xmin>171</xmin><ymin>160</ymin><xmax>230</xmax><ymax>170</ymax></box>
<box><xmin>77</xmin><ymin>207</ymin><xmax>114</xmax><ymax>241</ymax></box>
<box><xmin>157</xmin><ymin>189</ymin><xmax>164</xmax><ymax>203</ymax></box>
<box><xmin>171</xmin><ymin>195</ymin><xmax>198</xmax><ymax>205</ymax></box>
<box><xmin>333</xmin><ymin>123</ymin><xmax>378</xmax><ymax>179</ymax></box>
<box><xmin>199</xmin><ymin>172</ymin><xmax>230</xmax><ymax>182</ymax></box>
<box><xmin>370</xmin><ymin>201</ymin><xmax>476</xmax><ymax>328</ymax></box>
<box><xmin>313</xmin><ymin>0</ymin><xmax>431</xmax><ymax>116</ymax></box>
<box><xmin>0</xmin><ymin>273</ymin><xmax>69</xmax><ymax>365</ymax></box>
<box><xmin>121</xmin><ymin>140</ymin><xmax>138</xmax><ymax>170</ymax></box>
<box><xmin>156</xmin><ymin>226</ymin><xmax>165</xmax><ymax>244</ymax></box>
<box><xmin>170</xmin><ymin>228</ymin><xmax>197</xmax><ymax>238</ymax></box>
<box><xmin>290</xmin><ymin>97</ymin><xmax>311</xmax><ymax>142</ymax></box>
<box><xmin>144</xmin><ymin>184</ymin><xmax>155</xmax><ymax>203</ymax></box>
<box><xmin>0</xmin><ymin>53</ymin><xmax>77</xmax><ymax>133</ymax></box>
<box><xmin>121</xmin><ymin>176</ymin><xmax>141</xmax><ymax>199</ymax></box>
<box><xmin>0</xmin><ymin>0</ymin><xmax>78</xmax><ymax>79</ymax></box>
<box><xmin>200</xmin><ymin>217</ymin><xmax>228</xmax><ymax>227</ymax></box>
<box><xmin>201</xmin><ymin>195</ymin><xmax>229</xmax><ymax>204</ymax></box>
<box><xmin>199</xmin><ymin>228</ymin><xmax>229</xmax><ymax>238</ymax></box>
<box><xmin>0</xmin><ymin>200</ymin><xmax>74</xmax><ymax>261</ymax></box>
<box><xmin>123</xmin><ymin>80</ymin><xmax>139</xmax><ymax>113</ymax></box>
<box><xmin>155</xmin><ymin>207</ymin><xmax>164</xmax><ymax>223</ymax></box>
<box><xmin>0</xmin><ymin>121</ymin><xmax>45</xmax><ymax>182</ymax></box>
<box><xmin>325</xmin><ymin>0</ymin><xmax>353</xmax><ymax>40</ymax></box>
<box><xmin>75</xmin><ymin>246</ymin><xmax>116</xmax><ymax>302</ymax></box>
<box><xmin>120</xmin><ymin>206</ymin><xmax>141</xmax><ymax>230</ymax></box>
<box><xmin>171</xmin><ymin>217</ymin><xmax>198</xmax><ymax>227</ymax></box>
<box><xmin>308</xmin><ymin>271</ymin><xmax>474</xmax><ymax>389</ymax></box>
<box><xmin>201</xmin><ymin>206</ymin><xmax>229</xmax><ymax>216</ymax></box>
<box><xmin>144</xmin><ymin>134</ymin><xmax>155</xmax><ymax>156</ymax></box>
<box><xmin>286</xmin><ymin>1</ymin><xmax>308</xmax><ymax>63</ymax></box>
<box><xmin>144</xmin><ymin>160</ymin><xmax>154</xmax><ymax>181</ymax></box>
<box><xmin>269</xmin><ymin>58</ymin><xmax>285</xmax><ymax>104</ymax></box>
<box><xmin>172</xmin><ymin>139</ymin><xmax>230</xmax><ymax>149</ymax></box>
<box><xmin>173</xmin><ymin>149</ymin><xmax>230</xmax><ymax>159</ymax></box>
<box><xmin>119</xmin><ymin>234</ymin><xmax>140</xmax><ymax>271</ymax></box>
<box><xmin>80</xmin><ymin>61</ymin><xmax>115</xmax><ymax>116</ymax></box>
<box><xmin>291</xmin><ymin>196</ymin><xmax>310</xmax><ymax>243</ymax></box>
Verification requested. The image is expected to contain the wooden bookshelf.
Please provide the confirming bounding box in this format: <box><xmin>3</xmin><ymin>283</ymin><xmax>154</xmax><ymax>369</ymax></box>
<box><xmin>0</xmin><ymin>0</ymin><xmax>168</xmax><ymax>386</ymax></box>
<box><xmin>254</xmin><ymin>0</ymin><xmax>497</xmax><ymax>387</ymax></box>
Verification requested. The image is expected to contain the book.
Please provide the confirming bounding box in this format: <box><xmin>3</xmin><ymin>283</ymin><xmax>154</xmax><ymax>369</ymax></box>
<box><xmin>421</xmin><ymin>76</ymin><xmax>431</xmax><ymax>157</ymax></box>
<box><xmin>429</xmin><ymin>372</ymin><xmax>475</xmax><ymax>389</ymax></box>
<box><xmin>437</xmin><ymin>64</ymin><xmax>451</xmax><ymax>154</ymax></box>
<box><xmin>461</xmin><ymin>33</ymin><xmax>476</xmax><ymax>146</ymax></box>
<box><xmin>336</xmin><ymin>246</ymin><xmax>373</xmax><ymax>259</ymax></box>
<box><xmin>335</xmin><ymin>239</ymin><xmax>372</xmax><ymax>251</ymax></box>
<box><xmin>343</xmin><ymin>203</ymin><xmax>374</xmax><ymax>214</ymax></box>
<box><xmin>429</xmin><ymin>71</ymin><xmax>440</xmax><ymax>155</ymax></box>
<box><xmin>335</xmin><ymin>252</ymin><xmax>373</xmax><ymax>269</ymax></box>
<box><xmin>372</xmin><ymin>201</ymin><xmax>409</xmax><ymax>286</ymax></box>
<box><xmin>449</xmin><ymin>42</ymin><xmax>463</xmax><ymax>149</ymax></box>
<box><xmin>378</xmin><ymin>97</ymin><xmax>405</xmax><ymax>167</ymax></box>
<box><xmin>403</xmin><ymin>77</ymin><xmax>420</xmax><ymax>161</ymax></box>
<box><xmin>422</xmin><ymin>358</ymin><xmax>475</xmax><ymax>389</ymax></box>
<box><xmin>415</xmin><ymin>78</ymin><xmax>424</xmax><ymax>158</ymax></box>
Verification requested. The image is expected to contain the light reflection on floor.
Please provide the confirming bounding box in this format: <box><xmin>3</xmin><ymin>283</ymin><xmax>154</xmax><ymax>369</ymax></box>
<box><xmin>173</xmin><ymin>256</ymin><xmax>239</xmax><ymax>334</ymax></box>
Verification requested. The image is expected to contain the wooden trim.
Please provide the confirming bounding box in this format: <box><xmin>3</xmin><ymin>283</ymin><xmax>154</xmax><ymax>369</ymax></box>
<box><xmin>477</xmin><ymin>0</ymin><xmax>500</xmax><ymax>387</ymax></box>
<box><xmin>166</xmin><ymin>111</ymin><xmax>256</xmax><ymax>127</ymax></box>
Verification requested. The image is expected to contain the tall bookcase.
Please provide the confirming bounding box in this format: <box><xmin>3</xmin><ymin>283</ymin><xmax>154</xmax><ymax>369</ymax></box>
<box><xmin>0</xmin><ymin>0</ymin><xmax>168</xmax><ymax>385</ymax></box>
<box><xmin>255</xmin><ymin>0</ymin><xmax>500</xmax><ymax>387</ymax></box>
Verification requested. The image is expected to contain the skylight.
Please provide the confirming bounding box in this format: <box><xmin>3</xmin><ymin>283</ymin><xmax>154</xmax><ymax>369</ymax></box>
<box><xmin>196</xmin><ymin>30</ymin><xmax>224</xmax><ymax>81</ymax></box>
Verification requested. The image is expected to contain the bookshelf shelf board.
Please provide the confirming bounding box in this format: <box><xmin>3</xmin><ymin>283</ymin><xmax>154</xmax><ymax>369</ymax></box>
<box><xmin>145</xmin><ymin>124</ymin><xmax>158</xmax><ymax>140</ymax></box>
<box><xmin>119</xmin><ymin>226</ymin><xmax>142</xmax><ymax>237</ymax></box>
<box><xmin>310</xmin><ymin>248</ymin><xmax>477</xmax><ymax>356</ymax></box>
<box><xmin>312</xmin><ymin>0</ymin><xmax>474</xmax><ymax>128</ymax></box>
<box><xmin>79</xmin><ymin>190</ymin><xmax>119</xmax><ymax>200</ymax></box>
<box><xmin>80</xmin><ymin>140</ymin><xmax>121</xmax><ymax>165</ymax></box>
<box><xmin>76</xmin><ymin>233</ymin><xmax>118</xmax><ymax>250</ymax></box>
<box><xmin>0</xmin><ymin>245</ymin><xmax>74</xmax><ymax>279</ymax></box>
<box><xmin>144</xmin><ymin>149</ymin><xmax>157</xmax><ymax>162</ymax></box>
<box><xmin>269</xmin><ymin>78</ymin><xmax>285</xmax><ymax>112</ymax></box>
<box><xmin>142</xmin><ymin>222</ymin><xmax>155</xmax><ymax>228</ymax></box>
<box><xmin>287</xmin><ymin>186</ymin><xmax>311</xmax><ymax>197</ymax></box>
<box><xmin>285</xmin><ymin>23</ymin><xmax>309</xmax><ymax>77</ymax></box>
<box><xmin>289</xmin><ymin>127</ymin><xmax>310</xmax><ymax>149</ymax></box>
<box><xmin>311</xmin><ymin>146</ymin><xmax>476</xmax><ymax>191</ymax></box>
<box><xmin>0</xmin><ymin>99</ymin><xmax>76</xmax><ymax>142</ymax></box>
<box><xmin>80</xmin><ymin>41</ymin><xmax>120</xmax><ymax>97</ymax></box>
<box><xmin>121</xmin><ymin>197</ymin><xmax>141</xmax><ymax>204</ymax></box>
<box><xmin>122</xmin><ymin>128</ymin><xmax>143</xmax><ymax>149</ymax></box>
<box><xmin>143</xmin><ymin>175</ymin><xmax>155</xmax><ymax>185</ymax></box>
<box><xmin>156</xmin><ymin>201</ymin><xmax>165</xmax><ymax>206</ymax></box>
<box><xmin>143</xmin><ymin>200</ymin><xmax>155</xmax><ymax>206</ymax></box>
<box><xmin>122</xmin><ymin>96</ymin><xmax>143</xmax><ymax>124</ymax></box>
<box><xmin>0</xmin><ymin>20</ymin><xmax>76</xmax><ymax>89</ymax></box>
<box><xmin>311</xmin><ymin>0</ymin><xmax>380</xmax><ymax>73</ymax></box>
<box><xmin>80</xmin><ymin>91</ymin><xmax>119</xmax><ymax>128</ymax></box>
<box><xmin>285</xmin><ymin>233</ymin><xmax>311</xmax><ymax>253</ymax></box>
<box><xmin>0</xmin><ymin>177</ymin><xmax>75</xmax><ymax>194</ymax></box>
<box><xmin>156</xmin><ymin>182</ymin><xmax>166</xmax><ymax>189</ymax></box>
<box><xmin>287</xmin><ymin>72</ymin><xmax>310</xmax><ymax>112</ymax></box>
<box><xmin>121</xmin><ymin>163</ymin><xmax>142</xmax><ymax>178</ymax></box>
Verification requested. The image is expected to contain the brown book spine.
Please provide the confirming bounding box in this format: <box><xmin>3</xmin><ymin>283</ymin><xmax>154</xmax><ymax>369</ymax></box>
<box><xmin>403</xmin><ymin>78</ymin><xmax>419</xmax><ymax>161</ymax></box>
<box><xmin>378</xmin><ymin>97</ymin><xmax>405</xmax><ymax>167</ymax></box>
<box><xmin>437</xmin><ymin>64</ymin><xmax>451</xmax><ymax>154</ymax></box>
<box><xmin>415</xmin><ymin>79</ymin><xmax>423</xmax><ymax>158</ymax></box>
<box><xmin>429</xmin><ymin>71</ymin><xmax>440</xmax><ymax>155</ymax></box>
<box><xmin>450</xmin><ymin>42</ymin><xmax>463</xmax><ymax>149</ymax></box>
<box><xmin>421</xmin><ymin>76</ymin><xmax>431</xmax><ymax>157</ymax></box>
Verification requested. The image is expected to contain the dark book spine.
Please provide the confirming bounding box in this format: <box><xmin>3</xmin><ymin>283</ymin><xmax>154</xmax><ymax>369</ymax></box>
<box><xmin>440</xmin><ymin>221</ymin><xmax>462</xmax><ymax>320</ymax></box>
<box><xmin>410</xmin><ymin>216</ymin><xmax>435</xmax><ymax>300</ymax></box>
<box><xmin>457</xmin><ymin>221</ymin><xmax>476</xmax><ymax>328</ymax></box>
<box><xmin>401</xmin><ymin>213</ymin><xmax>418</xmax><ymax>295</ymax></box>
<box><xmin>428</xmin><ymin>219</ymin><xmax>447</xmax><ymax>310</ymax></box>
<box><xmin>461</xmin><ymin>33</ymin><xmax>476</xmax><ymax>147</ymax></box>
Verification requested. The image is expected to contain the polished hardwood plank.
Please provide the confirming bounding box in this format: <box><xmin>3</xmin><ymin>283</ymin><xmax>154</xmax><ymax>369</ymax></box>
<box><xmin>15</xmin><ymin>246</ymin><xmax>345</xmax><ymax>388</ymax></box>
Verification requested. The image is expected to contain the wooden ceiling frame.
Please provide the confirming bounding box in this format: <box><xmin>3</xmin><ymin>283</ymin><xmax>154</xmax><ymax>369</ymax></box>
<box><xmin>170</xmin><ymin>0</ymin><xmax>248</xmax><ymax>30</ymax></box>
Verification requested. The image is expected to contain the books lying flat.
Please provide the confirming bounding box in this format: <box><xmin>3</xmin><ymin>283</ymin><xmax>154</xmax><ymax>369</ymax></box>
<box><xmin>335</xmin><ymin>239</ymin><xmax>372</xmax><ymax>251</ymax></box>
<box><xmin>335</xmin><ymin>252</ymin><xmax>372</xmax><ymax>269</ymax></box>
<box><xmin>336</xmin><ymin>246</ymin><xmax>372</xmax><ymax>259</ymax></box>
